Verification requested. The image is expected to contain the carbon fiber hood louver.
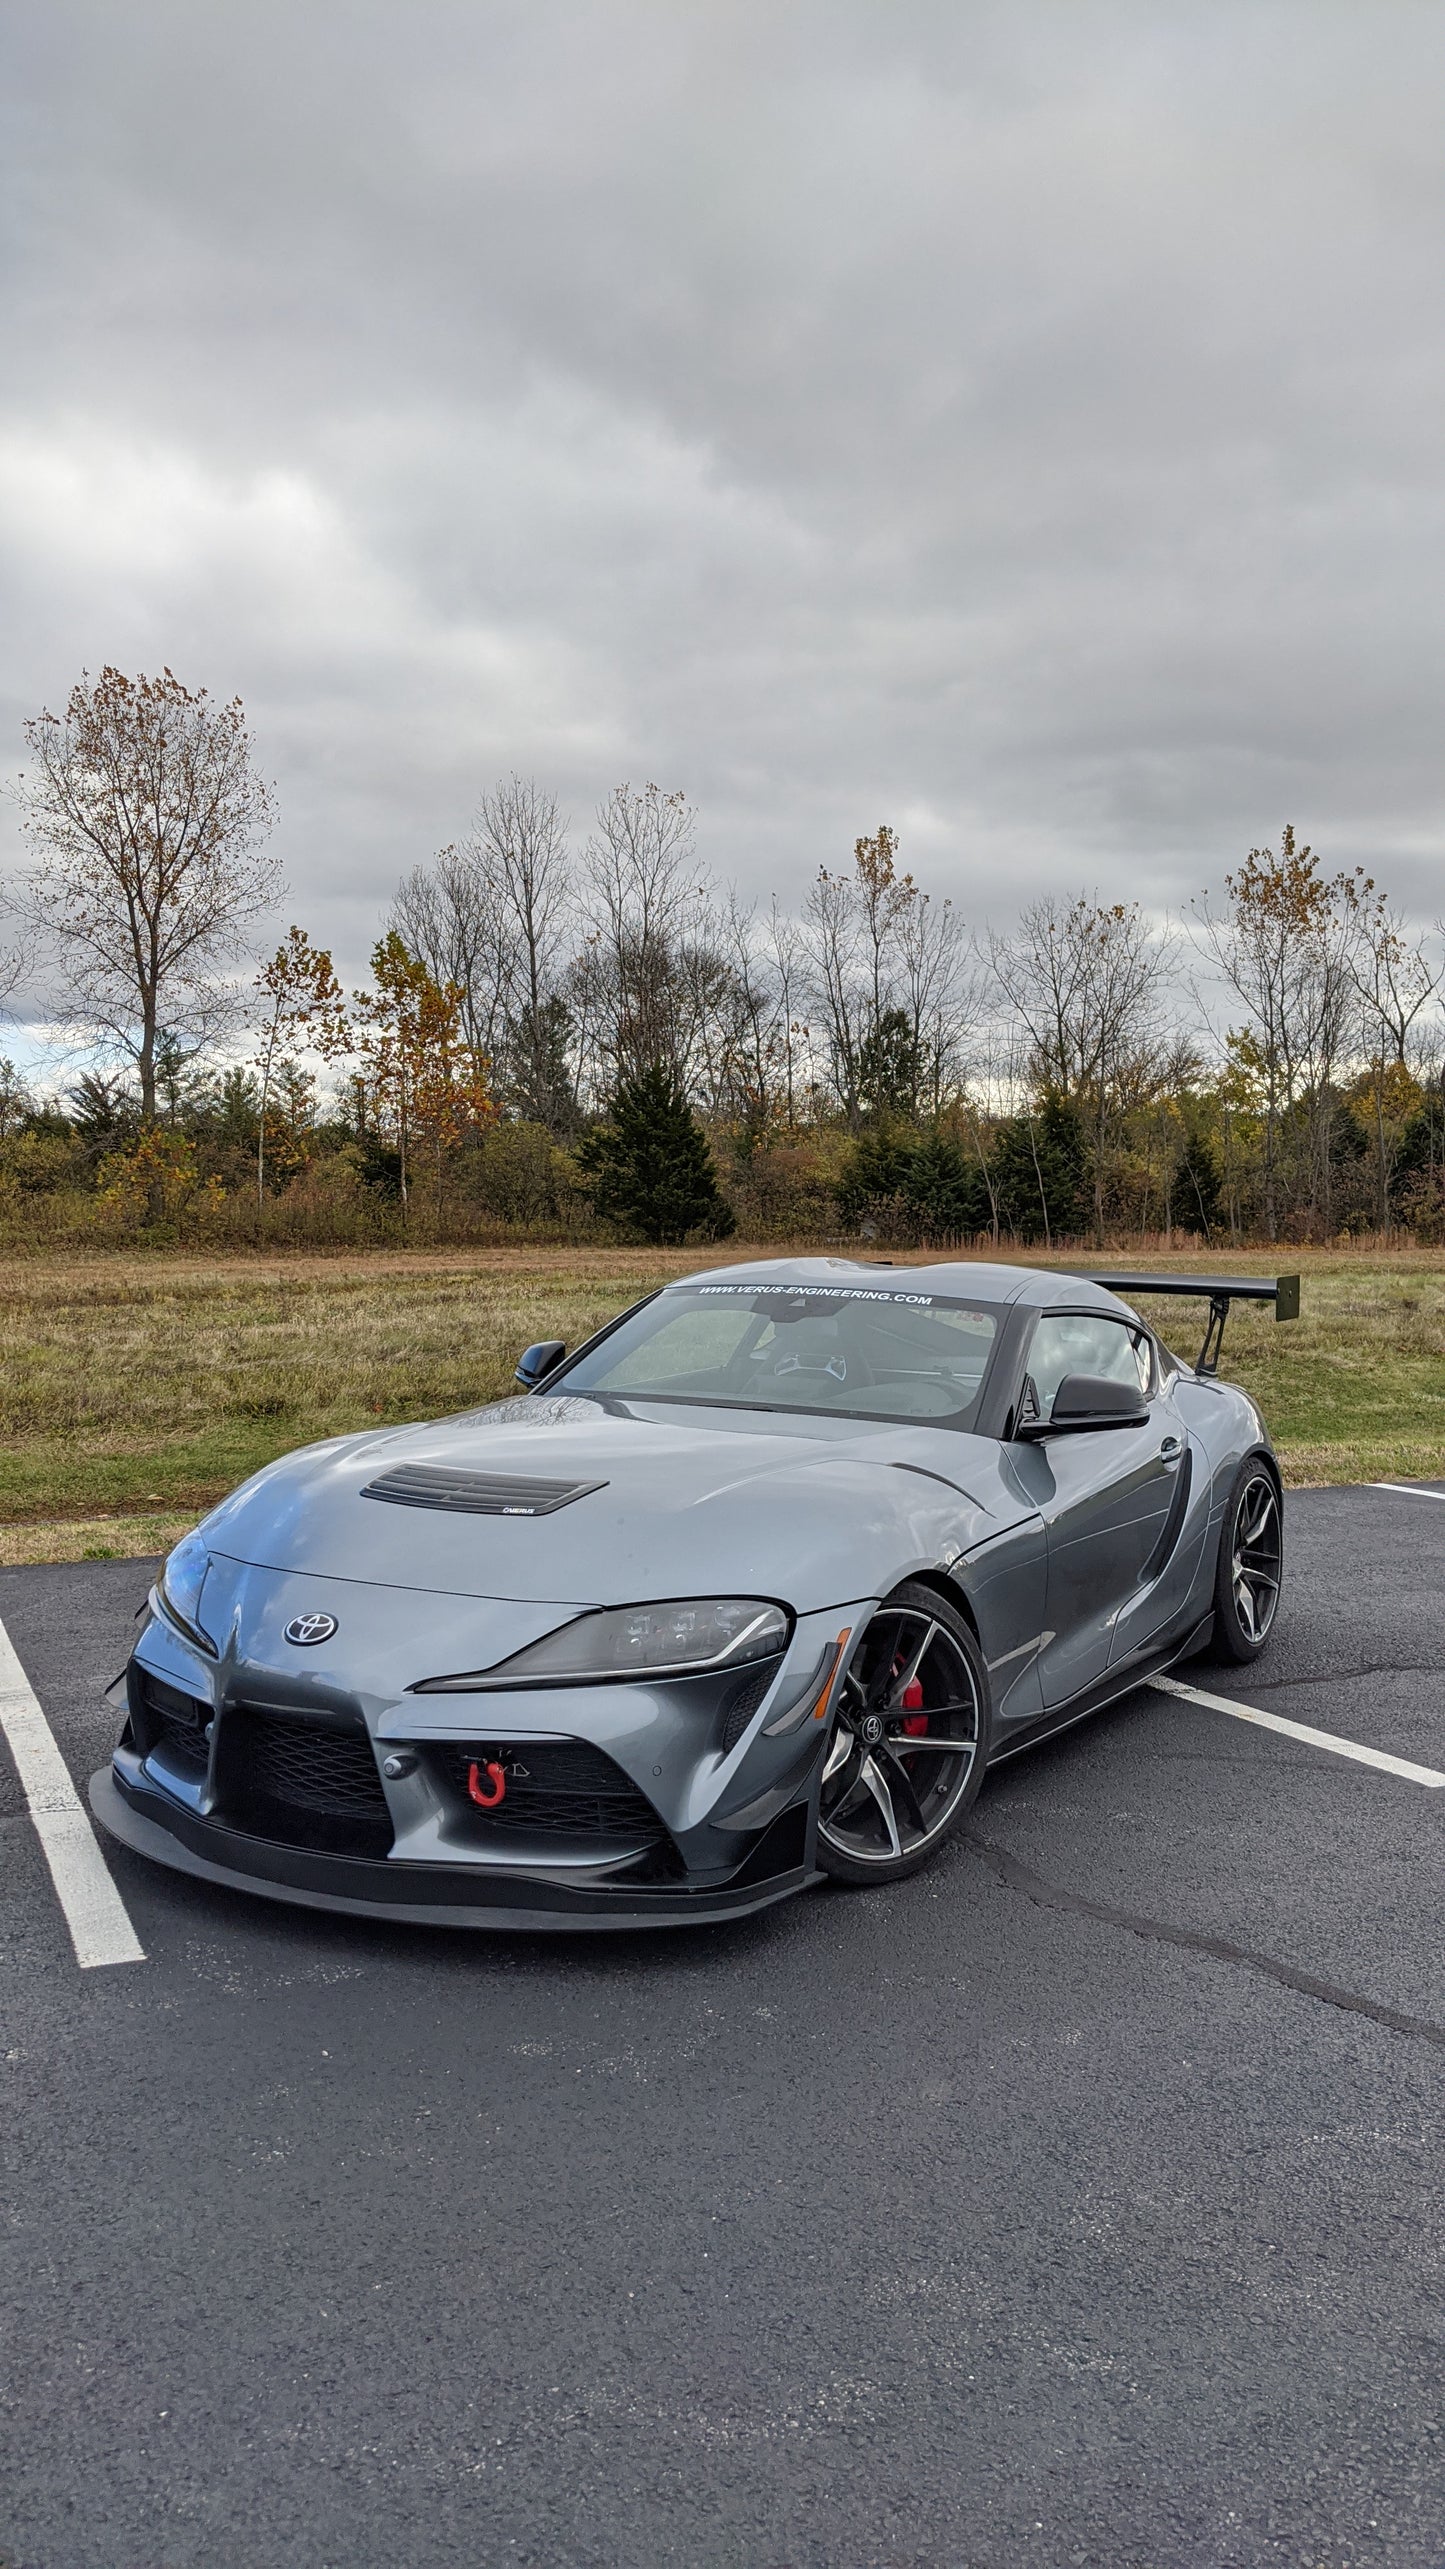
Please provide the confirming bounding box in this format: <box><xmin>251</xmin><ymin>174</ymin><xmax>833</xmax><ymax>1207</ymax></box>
<box><xmin>360</xmin><ymin>1464</ymin><xmax>608</xmax><ymax>1517</ymax></box>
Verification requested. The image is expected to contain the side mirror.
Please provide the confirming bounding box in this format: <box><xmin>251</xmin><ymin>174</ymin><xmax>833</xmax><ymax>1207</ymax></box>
<box><xmin>515</xmin><ymin>1339</ymin><xmax>567</xmax><ymax>1390</ymax></box>
<box><xmin>1018</xmin><ymin>1373</ymin><xmax>1148</xmax><ymax>1438</ymax></box>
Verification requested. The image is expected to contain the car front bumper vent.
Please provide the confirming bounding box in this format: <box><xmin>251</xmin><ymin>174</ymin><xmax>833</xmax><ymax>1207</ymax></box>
<box><xmin>217</xmin><ymin>1707</ymin><xmax>395</xmax><ymax>1858</ymax></box>
<box><xmin>359</xmin><ymin>1464</ymin><xmax>608</xmax><ymax>1516</ymax></box>
<box><xmin>136</xmin><ymin>1670</ymin><xmax>211</xmax><ymax>1778</ymax></box>
<box><xmin>433</xmin><ymin>1738</ymin><xmax>674</xmax><ymax>1857</ymax></box>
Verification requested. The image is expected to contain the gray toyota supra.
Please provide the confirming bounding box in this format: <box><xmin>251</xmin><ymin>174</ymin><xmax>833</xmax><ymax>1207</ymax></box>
<box><xmin>91</xmin><ymin>1257</ymin><xmax>1296</xmax><ymax>1931</ymax></box>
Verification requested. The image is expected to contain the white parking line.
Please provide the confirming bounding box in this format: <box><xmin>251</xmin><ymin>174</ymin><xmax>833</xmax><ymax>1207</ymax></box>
<box><xmin>1369</xmin><ymin>1482</ymin><xmax>1445</xmax><ymax>1501</ymax></box>
<box><xmin>0</xmin><ymin>1615</ymin><xmax>145</xmax><ymax>1968</ymax></box>
<box><xmin>1149</xmin><ymin>1673</ymin><xmax>1445</xmax><ymax>1790</ymax></box>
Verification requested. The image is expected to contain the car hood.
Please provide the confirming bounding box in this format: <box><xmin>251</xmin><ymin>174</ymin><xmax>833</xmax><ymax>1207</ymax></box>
<box><xmin>199</xmin><ymin>1394</ymin><xmax>1011</xmax><ymax>1614</ymax></box>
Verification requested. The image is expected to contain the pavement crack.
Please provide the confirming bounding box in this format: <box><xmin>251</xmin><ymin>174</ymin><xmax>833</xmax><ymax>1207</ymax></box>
<box><xmin>964</xmin><ymin>1831</ymin><xmax>1445</xmax><ymax>2051</ymax></box>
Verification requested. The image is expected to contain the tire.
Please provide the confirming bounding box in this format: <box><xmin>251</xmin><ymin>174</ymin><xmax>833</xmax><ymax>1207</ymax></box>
<box><xmin>1208</xmin><ymin>1458</ymin><xmax>1284</xmax><ymax>1663</ymax></box>
<box><xmin>816</xmin><ymin>1582</ymin><xmax>992</xmax><ymax>1887</ymax></box>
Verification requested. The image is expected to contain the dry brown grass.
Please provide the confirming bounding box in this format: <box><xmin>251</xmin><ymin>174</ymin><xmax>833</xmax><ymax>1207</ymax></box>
<box><xmin>3</xmin><ymin>1240</ymin><xmax>1442</xmax><ymax>1560</ymax></box>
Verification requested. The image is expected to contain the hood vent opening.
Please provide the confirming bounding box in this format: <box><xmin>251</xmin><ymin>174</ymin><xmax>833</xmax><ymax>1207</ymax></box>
<box><xmin>360</xmin><ymin>1465</ymin><xmax>608</xmax><ymax>1517</ymax></box>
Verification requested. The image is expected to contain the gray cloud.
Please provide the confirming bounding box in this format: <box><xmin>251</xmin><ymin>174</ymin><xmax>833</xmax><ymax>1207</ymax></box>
<box><xmin>3</xmin><ymin>0</ymin><xmax>1443</xmax><ymax>1007</ymax></box>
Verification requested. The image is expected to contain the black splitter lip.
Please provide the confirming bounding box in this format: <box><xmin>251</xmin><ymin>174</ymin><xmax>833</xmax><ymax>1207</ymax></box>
<box><xmin>91</xmin><ymin>1760</ymin><xmax>816</xmax><ymax>1934</ymax></box>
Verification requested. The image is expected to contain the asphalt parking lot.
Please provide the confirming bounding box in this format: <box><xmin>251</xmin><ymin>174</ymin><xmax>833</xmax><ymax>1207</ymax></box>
<box><xmin>3</xmin><ymin>1485</ymin><xmax>1445</xmax><ymax>2569</ymax></box>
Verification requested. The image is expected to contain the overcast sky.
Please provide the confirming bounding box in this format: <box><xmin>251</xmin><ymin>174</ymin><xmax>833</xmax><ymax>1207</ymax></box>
<box><xmin>4</xmin><ymin>0</ymin><xmax>1444</xmax><ymax>1009</ymax></box>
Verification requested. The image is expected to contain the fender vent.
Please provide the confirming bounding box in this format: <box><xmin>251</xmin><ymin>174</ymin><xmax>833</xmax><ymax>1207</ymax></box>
<box><xmin>1142</xmin><ymin>1449</ymin><xmax>1193</xmax><ymax>1584</ymax></box>
<box><xmin>360</xmin><ymin>1465</ymin><xmax>608</xmax><ymax>1517</ymax></box>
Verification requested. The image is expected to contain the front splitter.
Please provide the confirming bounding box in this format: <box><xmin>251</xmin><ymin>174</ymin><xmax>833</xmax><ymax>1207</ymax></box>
<box><xmin>90</xmin><ymin>1766</ymin><xmax>817</xmax><ymax>1934</ymax></box>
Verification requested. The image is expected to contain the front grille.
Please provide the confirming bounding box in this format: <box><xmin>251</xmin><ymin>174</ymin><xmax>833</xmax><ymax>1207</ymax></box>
<box><xmin>137</xmin><ymin>1670</ymin><xmax>210</xmax><ymax>1778</ymax></box>
<box><xmin>218</xmin><ymin>1708</ymin><xmax>394</xmax><ymax>1857</ymax></box>
<box><xmin>360</xmin><ymin>1464</ymin><xmax>607</xmax><ymax>1517</ymax></box>
<box><xmin>433</xmin><ymin>1738</ymin><xmax>668</xmax><ymax>1851</ymax></box>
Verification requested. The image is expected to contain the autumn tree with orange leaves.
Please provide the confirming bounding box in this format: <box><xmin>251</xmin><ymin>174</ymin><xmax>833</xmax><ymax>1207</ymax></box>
<box><xmin>349</xmin><ymin>931</ymin><xmax>495</xmax><ymax>1213</ymax></box>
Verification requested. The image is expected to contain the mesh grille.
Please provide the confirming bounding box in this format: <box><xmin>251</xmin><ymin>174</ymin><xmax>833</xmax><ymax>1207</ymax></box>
<box><xmin>360</xmin><ymin>1464</ymin><xmax>607</xmax><ymax>1516</ymax></box>
<box><xmin>434</xmin><ymin>1738</ymin><xmax>667</xmax><ymax>1848</ymax></box>
<box><xmin>138</xmin><ymin>1671</ymin><xmax>210</xmax><ymax>1777</ymax></box>
<box><xmin>720</xmin><ymin>1657</ymin><xmax>782</xmax><ymax>1754</ymax></box>
<box><xmin>220</xmin><ymin>1708</ymin><xmax>394</xmax><ymax>1856</ymax></box>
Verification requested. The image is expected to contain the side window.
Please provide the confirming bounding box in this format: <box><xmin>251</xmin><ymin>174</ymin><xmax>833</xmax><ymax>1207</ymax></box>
<box><xmin>1024</xmin><ymin>1313</ymin><xmax>1153</xmax><ymax>1420</ymax></box>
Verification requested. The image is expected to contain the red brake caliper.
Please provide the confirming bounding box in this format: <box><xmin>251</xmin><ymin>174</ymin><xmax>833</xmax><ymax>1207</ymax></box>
<box><xmin>900</xmin><ymin>1679</ymin><xmax>928</xmax><ymax>1737</ymax></box>
<box><xmin>468</xmin><ymin>1759</ymin><xmax>507</xmax><ymax>1808</ymax></box>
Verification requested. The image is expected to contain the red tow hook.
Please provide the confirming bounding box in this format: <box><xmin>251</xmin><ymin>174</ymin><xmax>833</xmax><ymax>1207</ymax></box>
<box><xmin>467</xmin><ymin>1759</ymin><xmax>507</xmax><ymax>1809</ymax></box>
<box><xmin>900</xmin><ymin>1678</ymin><xmax>928</xmax><ymax>1738</ymax></box>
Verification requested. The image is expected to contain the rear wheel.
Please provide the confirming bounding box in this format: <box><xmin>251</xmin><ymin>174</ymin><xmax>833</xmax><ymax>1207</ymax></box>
<box><xmin>817</xmin><ymin>1584</ymin><xmax>990</xmax><ymax>1886</ymax></box>
<box><xmin>1209</xmin><ymin>1459</ymin><xmax>1283</xmax><ymax>1662</ymax></box>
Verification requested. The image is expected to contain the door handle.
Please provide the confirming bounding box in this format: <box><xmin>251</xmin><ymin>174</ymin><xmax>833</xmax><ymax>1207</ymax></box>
<box><xmin>1160</xmin><ymin>1435</ymin><xmax>1182</xmax><ymax>1459</ymax></box>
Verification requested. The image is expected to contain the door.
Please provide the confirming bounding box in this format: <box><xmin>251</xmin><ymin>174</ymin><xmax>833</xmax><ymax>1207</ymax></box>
<box><xmin>1007</xmin><ymin>1309</ymin><xmax>1179</xmax><ymax>1709</ymax></box>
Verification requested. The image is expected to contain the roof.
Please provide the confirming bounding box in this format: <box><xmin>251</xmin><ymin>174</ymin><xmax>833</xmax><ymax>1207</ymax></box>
<box><xmin>671</xmin><ymin>1254</ymin><xmax>1132</xmax><ymax>1314</ymax></box>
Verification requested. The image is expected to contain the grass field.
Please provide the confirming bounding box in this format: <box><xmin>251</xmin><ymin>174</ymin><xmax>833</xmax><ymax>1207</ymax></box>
<box><xmin>3</xmin><ymin>1243</ymin><xmax>1444</xmax><ymax>1562</ymax></box>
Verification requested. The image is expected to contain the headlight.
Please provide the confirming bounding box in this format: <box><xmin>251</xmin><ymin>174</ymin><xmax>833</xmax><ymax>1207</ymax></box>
<box><xmin>416</xmin><ymin>1597</ymin><xmax>791</xmax><ymax>1691</ymax></box>
<box><xmin>157</xmin><ymin>1530</ymin><xmax>216</xmax><ymax>1653</ymax></box>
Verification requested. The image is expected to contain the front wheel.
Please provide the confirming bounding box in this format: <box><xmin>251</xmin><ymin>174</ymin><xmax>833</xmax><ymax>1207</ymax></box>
<box><xmin>1209</xmin><ymin>1459</ymin><xmax>1283</xmax><ymax>1662</ymax></box>
<box><xmin>817</xmin><ymin>1584</ymin><xmax>991</xmax><ymax>1887</ymax></box>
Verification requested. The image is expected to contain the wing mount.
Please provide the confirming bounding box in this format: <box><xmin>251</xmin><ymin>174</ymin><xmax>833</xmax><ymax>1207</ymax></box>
<box><xmin>1070</xmin><ymin>1272</ymin><xmax>1301</xmax><ymax>1377</ymax></box>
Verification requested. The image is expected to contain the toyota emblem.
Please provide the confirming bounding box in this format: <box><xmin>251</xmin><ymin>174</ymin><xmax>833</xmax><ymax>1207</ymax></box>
<box><xmin>285</xmin><ymin>1611</ymin><xmax>339</xmax><ymax>1647</ymax></box>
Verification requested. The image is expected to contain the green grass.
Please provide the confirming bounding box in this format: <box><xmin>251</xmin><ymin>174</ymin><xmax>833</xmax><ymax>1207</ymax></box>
<box><xmin>1</xmin><ymin>1243</ymin><xmax>1443</xmax><ymax>1559</ymax></box>
<box><xmin>1068</xmin><ymin>1250</ymin><xmax>1445</xmax><ymax>1487</ymax></box>
<box><xmin>0</xmin><ymin>1247</ymin><xmax>685</xmax><ymax>1529</ymax></box>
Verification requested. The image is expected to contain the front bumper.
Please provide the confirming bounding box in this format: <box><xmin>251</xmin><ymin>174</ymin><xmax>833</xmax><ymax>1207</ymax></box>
<box><xmin>91</xmin><ymin>1760</ymin><xmax>817</xmax><ymax>1932</ymax></box>
<box><xmin>88</xmin><ymin>1579</ymin><xmax>867</xmax><ymax>1932</ymax></box>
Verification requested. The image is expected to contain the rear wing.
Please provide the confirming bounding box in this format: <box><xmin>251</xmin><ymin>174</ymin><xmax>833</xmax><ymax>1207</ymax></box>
<box><xmin>1070</xmin><ymin>1272</ymin><xmax>1301</xmax><ymax>1376</ymax></box>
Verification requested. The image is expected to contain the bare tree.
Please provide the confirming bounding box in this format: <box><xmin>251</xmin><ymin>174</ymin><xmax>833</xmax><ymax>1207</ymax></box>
<box><xmin>718</xmin><ymin>895</ymin><xmax>793</xmax><ymax>1134</ymax></box>
<box><xmin>392</xmin><ymin>782</ymin><xmax>579</xmax><ymax>1131</ymax></box>
<box><xmin>991</xmin><ymin>895</ymin><xmax>1175</xmax><ymax>1241</ymax></box>
<box><xmin>15</xmin><ymin>666</ymin><xmax>280</xmax><ymax>1120</ymax></box>
<box><xmin>663</xmin><ymin>893</ymin><xmax>801</xmax><ymax>1137</ymax></box>
<box><xmin>1348</xmin><ymin>891</ymin><xmax>1442</xmax><ymax>1067</ymax></box>
<box><xmin>896</xmin><ymin>886</ymin><xmax>972</xmax><ymax>1116</ymax></box>
<box><xmin>474</xmin><ymin>776</ymin><xmax>576</xmax><ymax>1126</ymax></box>
<box><xmin>763</xmin><ymin>897</ymin><xmax>806</xmax><ymax>1128</ymax></box>
<box><xmin>577</xmin><ymin>783</ymin><xmax>706</xmax><ymax>1092</ymax></box>
<box><xmin>804</xmin><ymin>825</ymin><xmax>934</xmax><ymax>1123</ymax></box>
<box><xmin>670</xmin><ymin>915</ymin><xmax>740</xmax><ymax>1116</ymax></box>
<box><xmin>1345</xmin><ymin>889</ymin><xmax>1444</xmax><ymax>1228</ymax></box>
<box><xmin>803</xmin><ymin>861</ymin><xmax>864</xmax><ymax>1120</ymax></box>
<box><xmin>853</xmin><ymin>827</ymin><xmax>915</xmax><ymax>1055</ymax></box>
<box><xmin>391</xmin><ymin>844</ymin><xmax>508</xmax><ymax>1083</ymax></box>
<box><xmin>0</xmin><ymin>916</ymin><xmax>32</xmax><ymax>1015</ymax></box>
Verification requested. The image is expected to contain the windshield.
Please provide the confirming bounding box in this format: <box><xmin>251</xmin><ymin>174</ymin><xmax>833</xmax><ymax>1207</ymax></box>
<box><xmin>549</xmin><ymin>1283</ymin><xmax>1007</xmax><ymax>1427</ymax></box>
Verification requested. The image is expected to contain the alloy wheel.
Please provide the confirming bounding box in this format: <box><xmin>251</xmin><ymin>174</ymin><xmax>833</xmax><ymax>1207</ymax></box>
<box><xmin>1231</xmin><ymin>1472</ymin><xmax>1282</xmax><ymax>1644</ymax></box>
<box><xmin>818</xmin><ymin>1606</ymin><xmax>982</xmax><ymax>1869</ymax></box>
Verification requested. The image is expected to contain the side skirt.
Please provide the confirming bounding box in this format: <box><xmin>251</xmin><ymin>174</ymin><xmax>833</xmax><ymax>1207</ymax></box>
<box><xmin>984</xmin><ymin>1612</ymin><xmax>1214</xmax><ymax>1768</ymax></box>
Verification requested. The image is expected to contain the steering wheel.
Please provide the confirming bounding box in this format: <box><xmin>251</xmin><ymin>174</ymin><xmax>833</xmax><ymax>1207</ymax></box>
<box><xmin>740</xmin><ymin>1342</ymin><xmax>876</xmax><ymax>1397</ymax></box>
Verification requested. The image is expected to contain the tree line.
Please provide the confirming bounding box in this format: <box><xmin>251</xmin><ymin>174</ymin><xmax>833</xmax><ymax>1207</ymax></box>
<box><xmin>3</xmin><ymin>663</ymin><xmax>1444</xmax><ymax>1249</ymax></box>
